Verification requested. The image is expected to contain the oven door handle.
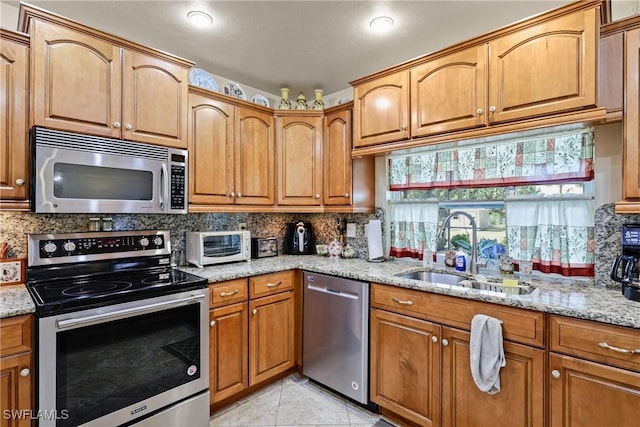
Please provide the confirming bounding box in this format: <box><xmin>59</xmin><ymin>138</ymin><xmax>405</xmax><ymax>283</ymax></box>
<box><xmin>56</xmin><ymin>293</ymin><xmax>205</xmax><ymax>329</ymax></box>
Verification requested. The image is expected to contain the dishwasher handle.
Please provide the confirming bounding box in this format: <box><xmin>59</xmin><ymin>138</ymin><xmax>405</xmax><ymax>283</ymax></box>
<box><xmin>306</xmin><ymin>284</ymin><xmax>358</xmax><ymax>300</ymax></box>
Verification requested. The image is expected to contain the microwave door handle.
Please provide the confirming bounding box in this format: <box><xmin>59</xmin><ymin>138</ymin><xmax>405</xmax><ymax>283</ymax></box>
<box><xmin>160</xmin><ymin>163</ymin><xmax>168</xmax><ymax>211</ymax></box>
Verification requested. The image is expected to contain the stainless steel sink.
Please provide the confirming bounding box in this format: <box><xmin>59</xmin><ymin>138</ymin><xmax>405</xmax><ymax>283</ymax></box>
<box><xmin>467</xmin><ymin>281</ymin><xmax>534</xmax><ymax>295</ymax></box>
<box><xmin>396</xmin><ymin>271</ymin><xmax>465</xmax><ymax>285</ymax></box>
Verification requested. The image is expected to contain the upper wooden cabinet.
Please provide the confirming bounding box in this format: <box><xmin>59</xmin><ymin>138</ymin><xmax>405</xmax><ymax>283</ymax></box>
<box><xmin>275</xmin><ymin>111</ymin><xmax>324</xmax><ymax>206</ymax></box>
<box><xmin>351</xmin><ymin>1</ymin><xmax>604</xmax><ymax>154</ymax></box>
<box><xmin>188</xmin><ymin>89</ymin><xmax>275</xmax><ymax>209</ymax></box>
<box><xmin>353</xmin><ymin>70</ymin><xmax>410</xmax><ymax>147</ymax></box>
<box><xmin>324</xmin><ymin>106</ymin><xmax>353</xmax><ymax>206</ymax></box>
<box><xmin>20</xmin><ymin>5</ymin><xmax>192</xmax><ymax>149</ymax></box>
<box><xmin>0</xmin><ymin>30</ymin><xmax>30</xmax><ymax>210</ymax></box>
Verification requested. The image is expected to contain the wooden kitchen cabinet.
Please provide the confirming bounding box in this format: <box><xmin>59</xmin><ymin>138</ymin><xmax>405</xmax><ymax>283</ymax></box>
<box><xmin>323</xmin><ymin>105</ymin><xmax>353</xmax><ymax>206</ymax></box>
<box><xmin>188</xmin><ymin>89</ymin><xmax>275</xmax><ymax>209</ymax></box>
<box><xmin>275</xmin><ymin>111</ymin><xmax>324</xmax><ymax>206</ymax></box>
<box><xmin>0</xmin><ymin>315</ymin><xmax>33</xmax><ymax>427</ymax></box>
<box><xmin>0</xmin><ymin>30</ymin><xmax>30</xmax><ymax>211</ymax></box>
<box><xmin>353</xmin><ymin>70</ymin><xmax>410</xmax><ymax>147</ymax></box>
<box><xmin>209</xmin><ymin>279</ymin><xmax>249</xmax><ymax>404</ymax></box>
<box><xmin>20</xmin><ymin>5</ymin><xmax>192</xmax><ymax>148</ymax></box>
<box><xmin>411</xmin><ymin>45</ymin><xmax>487</xmax><ymax>137</ymax></box>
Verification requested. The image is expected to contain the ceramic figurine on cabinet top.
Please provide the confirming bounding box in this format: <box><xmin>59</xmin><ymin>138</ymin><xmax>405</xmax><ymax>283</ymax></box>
<box><xmin>312</xmin><ymin>89</ymin><xmax>324</xmax><ymax>110</ymax></box>
<box><xmin>296</xmin><ymin>92</ymin><xmax>308</xmax><ymax>110</ymax></box>
<box><xmin>279</xmin><ymin>87</ymin><xmax>292</xmax><ymax>109</ymax></box>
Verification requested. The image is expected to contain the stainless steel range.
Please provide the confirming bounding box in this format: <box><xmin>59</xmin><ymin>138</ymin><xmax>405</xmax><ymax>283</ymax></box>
<box><xmin>26</xmin><ymin>230</ymin><xmax>210</xmax><ymax>427</ymax></box>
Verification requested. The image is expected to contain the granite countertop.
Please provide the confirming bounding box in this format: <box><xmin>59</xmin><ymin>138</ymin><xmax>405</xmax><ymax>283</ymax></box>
<box><xmin>3</xmin><ymin>255</ymin><xmax>640</xmax><ymax>329</ymax></box>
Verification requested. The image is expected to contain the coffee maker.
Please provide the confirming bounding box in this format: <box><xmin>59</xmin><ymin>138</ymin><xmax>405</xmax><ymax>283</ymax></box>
<box><xmin>610</xmin><ymin>223</ymin><xmax>640</xmax><ymax>301</ymax></box>
<box><xmin>283</xmin><ymin>221</ymin><xmax>315</xmax><ymax>255</ymax></box>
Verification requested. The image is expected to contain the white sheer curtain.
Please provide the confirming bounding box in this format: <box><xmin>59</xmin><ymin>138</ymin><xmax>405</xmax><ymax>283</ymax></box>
<box><xmin>389</xmin><ymin>201</ymin><xmax>440</xmax><ymax>260</ymax></box>
<box><xmin>506</xmin><ymin>195</ymin><xmax>595</xmax><ymax>276</ymax></box>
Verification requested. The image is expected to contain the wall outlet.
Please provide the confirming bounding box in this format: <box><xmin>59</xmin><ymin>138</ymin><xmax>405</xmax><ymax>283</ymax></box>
<box><xmin>346</xmin><ymin>223</ymin><xmax>357</xmax><ymax>238</ymax></box>
<box><xmin>238</xmin><ymin>222</ymin><xmax>247</xmax><ymax>230</ymax></box>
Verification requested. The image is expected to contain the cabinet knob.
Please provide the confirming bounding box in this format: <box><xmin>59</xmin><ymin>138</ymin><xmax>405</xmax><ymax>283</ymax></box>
<box><xmin>15</xmin><ymin>178</ymin><xmax>25</xmax><ymax>186</ymax></box>
<box><xmin>315</xmin><ymin>194</ymin><xmax>321</xmax><ymax>199</ymax></box>
<box><xmin>442</xmin><ymin>339</ymin><xmax>449</xmax><ymax>346</ymax></box>
<box><xmin>20</xmin><ymin>368</ymin><xmax>30</xmax><ymax>377</ymax></box>
<box><xmin>113</xmin><ymin>122</ymin><xmax>121</xmax><ymax>128</ymax></box>
<box><xmin>237</xmin><ymin>192</ymin><xmax>242</xmax><ymax>198</ymax></box>
<box><xmin>344</xmin><ymin>192</ymin><xmax>349</xmax><ymax>198</ymax></box>
<box><xmin>230</xmin><ymin>192</ymin><xmax>235</xmax><ymax>198</ymax></box>
<box><xmin>551</xmin><ymin>369</ymin><xmax>561</xmax><ymax>379</ymax></box>
<box><xmin>432</xmin><ymin>336</ymin><xmax>438</xmax><ymax>343</ymax></box>
<box><xmin>210</xmin><ymin>320</ymin><xmax>216</xmax><ymax>327</ymax></box>
<box><xmin>252</xmin><ymin>309</ymin><xmax>257</xmax><ymax>315</ymax></box>
<box><xmin>476</xmin><ymin>108</ymin><xmax>483</xmax><ymax>115</ymax></box>
<box><xmin>125</xmin><ymin>124</ymin><xmax>133</xmax><ymax>130</ymax></box>
<box><xmin>489</xmin><ymin>105</ymin><xmax>497</xmax><ymax>113</ymax></box>
<box><xmin>400</xmin><ymin>125</ymin><xmax>407</xmax><ymax>131</ymax></box>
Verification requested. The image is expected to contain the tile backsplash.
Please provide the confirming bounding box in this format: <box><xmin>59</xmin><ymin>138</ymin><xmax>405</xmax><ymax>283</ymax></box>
<box><xmin>0</xmin><ymin>209</ymin><xmax>385</xmax><ymax>261</ymax></box>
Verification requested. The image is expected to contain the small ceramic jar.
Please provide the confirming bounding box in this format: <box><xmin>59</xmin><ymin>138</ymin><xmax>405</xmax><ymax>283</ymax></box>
<box><xmin>341</xmin><ymin>244</ymin><xmax>355</xmax><ymax>259</ymax></box>
<box><xmin>328</xmin><ymin>239</ymin><xmax>342</xmax><ymax>258</ymax></box>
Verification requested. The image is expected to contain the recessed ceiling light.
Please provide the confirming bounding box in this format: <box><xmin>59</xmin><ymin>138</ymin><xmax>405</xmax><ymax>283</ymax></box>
<box><xmin>370</xmin><ymin>16</ymin><xmax>394</xmax><ymax>33</ymax></box>
<box><xmin>187</xmin><ymin>10</ymin><xmax>213</xmax><ymax>27</ymax></box>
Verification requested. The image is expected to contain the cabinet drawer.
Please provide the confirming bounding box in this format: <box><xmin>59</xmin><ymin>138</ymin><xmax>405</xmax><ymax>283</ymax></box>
<box><xmin>371</xmin><ymin>283</ymin><xmax>545</xmax><ymax>347</ymax></box>
<box><xmin>209</xmin><ymin>278</ymin><xmax>248</xmax><ymax>308</ymax></box>
<box><xmin>249</xmin><ymin>271</ymin><xmax>295</xmax><ymax>298</ymax></box>
<box><xmin>0</xmin><ymin>315</ymin><xmax>32</xmax><ymax>357</ymax></box>
<box><xmin>550</xmin><ymin>315</ymin><xmax>640</xmax><ymax>372</ymax></box>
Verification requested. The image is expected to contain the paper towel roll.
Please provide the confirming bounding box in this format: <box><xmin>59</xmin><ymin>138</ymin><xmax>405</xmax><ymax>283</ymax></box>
<box><xmin>365</xmin><ymin>219</ymin><xmax>383</xmax><ymax>260</ymax></box>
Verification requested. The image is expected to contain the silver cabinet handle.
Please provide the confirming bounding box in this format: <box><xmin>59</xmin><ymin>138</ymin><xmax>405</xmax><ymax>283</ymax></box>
<box><xmin>125</xmin><ymin>124</ymin><xmax>132</xmax><ymax>130</ymax></box>
<box><xmin>551</xmin><ymin>370</ymin><xmax>561</xmax><ymax>379</ymax></box>
<box><xmin>432</xmin><ymin>336</ymin><xmax>438</xmax><ymax>343</ymax></box>
<box><xmin>266</xmin><ymin>281</ymin><xmax>282</xmax><ymax>288</ymax></box>
<box><xmin>442</xmin><ymin>339</ymin><xmax>449</xmax><ymax>346</ymax></box>
<box><xmin>20</xmin><ymin>368</ymin><xmax>30</xmax><ymax>377</ymax></box>
<box><xmin>599</xmin><ymin>342</ymin><xmax>640</xmax><ymax>354</ymax></box>
<box><xmin>315</xmin><ymin>194</ymin><xmax>321</xmax><ymax>199</ymax></box>
<box><xmin>113</xmin><ymin>122</ymin><xmax>121</xmax><ymax>128</ymax></box>
<box><xmin>489</xmin><ymin>105</ymin><xmax>497</xmax><ymax>112</ymax></box>
<box><xmin>252</xmin><ymin>309</ymin><xmax>257</xmax><ymax>315</ymax></box>
<box><xmin>237</xmin><ymin>192</ymin><xmax>242</xmax><ymax>198</ymax></box>
<box><xmin>230</xmin><ymin>192</ymin><xmax>235</xmax><ymax>198</ymax></box>
<box><xmin>220</xmin><ymin>289</ymin><xmax>239</xmax><ymax>297</ymax></box>
<box><xmin>344</xmin><ymin>192</ymin><xmax>349</xmax><ymax>198</ymax></box>
<box><xmin>15</xmin><ymin>179</ymin><xmax>25</xmax><ymax>186</ymax></box>
<box><xmin>392</xmin><ymin>297</ymin><xmax>413</xmax><ymax>306</ymax></box>
<box><xmin>476</xmin><ymin>108</ymin><xmax>483</xmax><ymax>115</ymax></box>
<box><xmin>210</xmin><ymin>320</ymin><xmax>216</xmax><ymax>327</ymax></box>
<box><xmin>400</xmin><ymin>125</ymin><xmax>407</xmax><ymax>131</ymax></box>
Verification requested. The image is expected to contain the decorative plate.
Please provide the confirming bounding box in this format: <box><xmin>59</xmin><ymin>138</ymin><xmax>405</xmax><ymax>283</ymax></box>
<box><xmin>224</xmin><ymin>82</ymin><xmax>247</xmax><ymax>100</ymax></box>
<box><xmin>251</xmin><ymin>94</ymin><xmax>270</xmax><ymax>107</ymax></box>
<box><xmin>189</xmin><ymin>68</ymin><xmax>218</xmax><ymax>92</ymax></box>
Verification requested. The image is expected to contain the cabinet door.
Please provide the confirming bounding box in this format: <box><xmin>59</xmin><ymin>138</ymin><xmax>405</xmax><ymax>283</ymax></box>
<box><xmin>235</xmin><ymin>107</ymin><xmax>275</xmax><ymax>205</ymax></box>
<box><xmin>441</xmin><ymin>327</ymin><xmax>545</xmax><ymax>427</ymax></box>
<box><xmin>323</xmin><ymin>108</ymin><xmax>352</xmax><ymax>206</ymax></box>
<box><xmin>549</xmin><ymin>353</ymin><xmax>640</xmax><ymax>427</ymax></box>
<box><xmin>370</xmin><ymin>308</ymin><xmax>441</xmax><ymax>426</ymax></box>
<box><xmin>122</xmin><ymin>50</ymin><xmax>188</xmax><ymax>148</ymax></box>
<box><xmin>276</xmin><ymin>115</ymin><xmax>323</xmax><ymax>206</ymax></box>
<box><xmin>188</xmin><ymin>93</ymin><xmax>235</xmax><ymax>205</ymax></box>
<box><xmin>249</xmin><ymin>291</ymin><xmax>295</xmax><ymax>385</ymax></box>
<box><xmin>353</xmin><ymin>70</ymin><xmax>410</xmax><ymax>147</ymax></box>
<box><xmin>0</xmin><ymin>352</ymin><xmax>32</xmax><ymax>427</ymax></box>
<box><xmin>30</xmin><ymin>20</ymin><xmax>122</xmax><ymax>137</ymax></box>
<box><xmin>488</xmin><ymin>7</ymin><xmax>597</xmax><ymax>123</ymax></box>
<box><xmin>0</xmin><ymin>33</ymin><xmax>29</xmax><ymax>206</ymax></box>
<box><xmin>209</xmin><ymin>303</ymin><xmax>248</xmax><ymax>404</ymax></box>
<box><xmin>623</xmin><ymin>28</ymin><xmax>640</xmax><ymax>201</ymax></box>
<box><xmin>411</xmin><ymin>45</ymin><xmax>487</xmax><ymax>137</ymax></box>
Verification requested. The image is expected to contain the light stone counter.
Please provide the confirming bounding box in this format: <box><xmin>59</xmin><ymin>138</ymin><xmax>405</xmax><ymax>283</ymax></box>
<box><xmin>3</xmin><ymin>256</ymin><xmax>640</xmax><ymax>329</ymax></box>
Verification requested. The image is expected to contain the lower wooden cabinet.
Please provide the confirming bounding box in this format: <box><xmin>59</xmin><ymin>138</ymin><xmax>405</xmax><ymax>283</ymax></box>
<box><xmin>0</xmin><ymin>315</ymin><xmax>33</xmax><ymax>427</ymax></box>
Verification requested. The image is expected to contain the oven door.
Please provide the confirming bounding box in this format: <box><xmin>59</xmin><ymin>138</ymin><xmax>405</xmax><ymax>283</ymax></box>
<box><xmin>36</xmin><ymin>288</ymin><xmax>209</xmax><ymax>427</ymax></box>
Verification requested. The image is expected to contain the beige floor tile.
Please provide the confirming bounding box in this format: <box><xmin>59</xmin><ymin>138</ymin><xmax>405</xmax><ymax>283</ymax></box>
<box><xmin>345</xmin><ymin>402</ymin><xmax>380</xmax><ymax>425</ymax></box>
<box><xmin>210</xmin><ymin>382</ymin><xmax>282</xmax><ymax>426</ymax></box>
<box><xmin>276</xmin><ymin>381</ymin><xmax>350</xmax><ymax>425</ymax></box>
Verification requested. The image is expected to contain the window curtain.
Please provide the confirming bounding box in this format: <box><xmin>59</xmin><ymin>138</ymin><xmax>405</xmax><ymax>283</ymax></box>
<box><xmin>389</xmin><ymin>202</ymin><xmax>439</xmax><ymax>260</ymax></box>
<box><xmin>505</xmin><ymin>196</ymin><xmax>595</xmax><ymax>276</ymax></box>
<box><xmin>389</xmin><ymin>128</ymin><xmax>594</xmax><ymax>190</ymax></box>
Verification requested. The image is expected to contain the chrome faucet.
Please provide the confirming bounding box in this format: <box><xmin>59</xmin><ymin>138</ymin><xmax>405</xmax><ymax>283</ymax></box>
<box><xmin>437</xmin><ymin>211</ymin><xmax>478</xmax><ymax>274</ymax></box>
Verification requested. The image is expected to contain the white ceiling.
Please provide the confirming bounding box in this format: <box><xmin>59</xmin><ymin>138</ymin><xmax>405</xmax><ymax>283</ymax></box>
<box><xmin>3</xmin><ymin>1</ymin><xmax>572</xmax><ymax>98</ymax></box>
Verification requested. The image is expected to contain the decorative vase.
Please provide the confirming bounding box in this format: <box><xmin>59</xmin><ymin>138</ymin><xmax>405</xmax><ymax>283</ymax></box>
<box><xmin>296</xmin><ymin>92</ymin><xmax>308</xmax><ymax>110</ymax></box>
<box><xmin>328</xmin><ymin>238</ymin><xmax>342</xmax><ymax>258</ymax></box>
<box><xmin>279</xmin><ymin>87</ymin><xmax>292</xmax><ymax>110</ymax></box>
<box><xmin>311</xmin><ymin>89</ymin><xmax>324</xmax><ymax>110</ymax></box>
<box><xmin>341</xmin><ymin>244</ymin><xmax>355</xmax><ymax>259</ymax></box>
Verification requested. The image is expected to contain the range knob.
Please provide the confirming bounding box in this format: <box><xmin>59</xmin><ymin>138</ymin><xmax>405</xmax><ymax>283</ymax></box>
<box><xmin>139</xmin><ymin>237</ymin><xmax>150</xmax><ymax>248</ymax></box>
<box><xmin>153</xmin><ymin>236</ymin><xmax>163</xmax><ymax>246</ymax></box>
<box><xmin>43</xmin><ymin>242</ymin><xmax>57</xmax><ymax>253</ymax></box>
<box><xmin>63</xmin><ymin>241</ymin><xmax>76</xmax><ymax>252</ymax></box>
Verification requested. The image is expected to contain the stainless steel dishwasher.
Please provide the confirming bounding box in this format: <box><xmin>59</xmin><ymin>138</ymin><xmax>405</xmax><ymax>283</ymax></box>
<box><xmin>302</xmin><ymin>271</ymin><xmax>369</xmax><ymax>404</ymax></box>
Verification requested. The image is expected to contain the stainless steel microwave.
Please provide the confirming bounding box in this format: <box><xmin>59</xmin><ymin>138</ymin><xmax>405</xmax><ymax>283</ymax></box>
<box><xmin>186</xmin><ymin>231</ymin><xmax>251</xmax><ymax>267</ymax></box>
<box><xmin>31</xmin><ymin>127</ymin><xmax>188</xmax><ymax>214</ymax></box>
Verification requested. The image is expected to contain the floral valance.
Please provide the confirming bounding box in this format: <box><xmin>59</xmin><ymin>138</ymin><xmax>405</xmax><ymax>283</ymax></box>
<box><xmin>389</xmin><ymin>129</ymin><xmax>594</xmax><ymax>190</ymax></box>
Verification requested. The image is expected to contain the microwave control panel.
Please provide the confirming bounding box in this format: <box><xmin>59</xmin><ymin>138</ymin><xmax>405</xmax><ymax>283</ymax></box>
<box><xmin>170</xmin><ymin>164</ymin><xmax>185</xmax><ymax>210</ymax></box>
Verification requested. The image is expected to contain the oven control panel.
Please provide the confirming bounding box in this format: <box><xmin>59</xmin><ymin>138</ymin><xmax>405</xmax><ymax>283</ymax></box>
<box><xmin>28</xmin><ymin>231</ymin><xmax>170</xmax><ymax>265</ymax></box>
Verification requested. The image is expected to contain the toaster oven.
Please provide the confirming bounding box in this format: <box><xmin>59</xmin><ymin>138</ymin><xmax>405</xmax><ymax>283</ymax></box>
<box><xmin>186</xmin><ymin>231</ymin><xmax>251</xmax><ymax>267</ymax></box>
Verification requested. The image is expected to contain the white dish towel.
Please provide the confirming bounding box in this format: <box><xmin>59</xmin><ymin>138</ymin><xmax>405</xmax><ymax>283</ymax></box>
<box><xmin>469</xmin><ymin>314</ymin><xmax>506</xmax><ymax>395</ymax></box>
